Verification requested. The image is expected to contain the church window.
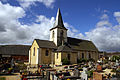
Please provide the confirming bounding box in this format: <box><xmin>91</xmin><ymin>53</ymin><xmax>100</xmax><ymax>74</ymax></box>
<box><xmin>89</xmin><ymin>53</ymin><xmax>91</xmax><ymax>58</ymax></box>
<box><xmin>33</xmin><ymin>47</ymin><xmax>35</xmax><ymax>56</ymax></box>
<box><xmin>82</xmin><ymin>53</ymin><xmax>84</xmax><ymax>58</ymax></box>
<box><xmin>67</xmin><ymin>54</ymin><xmax>70</xmax><ymax>60</ymax></box>
<box><xmin>45</xmin><ymin>50</ymin><xmax>49</xmax><ymax>56</ymax></box>
<box><xmin>57</xmin><ymin>53</ymin><xmax>58</xmax><ymax>59</ymax></box>
<box><xmin>59</xmin><ymin>30</ymin><xmax>64</xmax><ymax>45</ymax></box>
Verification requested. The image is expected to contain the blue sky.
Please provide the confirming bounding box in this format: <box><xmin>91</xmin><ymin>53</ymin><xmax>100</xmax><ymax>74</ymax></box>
<box><xmin>1</xmin><ymin>0</ymin><xmax>119</xmax><ymax>34</ymax></box>
<box><xmin>0</xmin><ymin>0</ymin><xmax>120</xmax><ymax>52</ymax></box>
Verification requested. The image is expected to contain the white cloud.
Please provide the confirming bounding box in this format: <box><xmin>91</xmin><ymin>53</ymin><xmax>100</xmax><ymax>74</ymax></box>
<box><xmin>86</xmin><ymin>26</ymin><xmax>120</xmax><ymax>52</ymax></box>
<box><xmin>0</xmin><ymin>2</ymin><xmax>120</xmax><ymax>52</ymax></box>
<box><xmin>0</xmin><ymin>2</ymin><xmax>55</xmax><ymax>44</ymax></box>
<box><xmin>0</xmin><ymin>2</ymin><xmax>25</xmax><ymax>22</ymax></box>
<box><xmin>84</xmin><ymin>13</ymin><xmax>120</xmax><ymax>52</ymax></box>
<box><xmin>64</xmin><ymin>23</ymin><xmax>85</xmax><ymax>39</ymax></box>
<box><xmin>97</xmin><ymin>14</ymin><xmax>111</xmax><ymax>27</ymax></box>
<box><xmin>114</xmin><ymin>12</ymin><xmax>120</xmax><ymax>24</ymax></box>
<box><xmin>114</xmin><ymin>12</ymin><xmax>120</xmax><ymax>17</ymax></box>
<box><xmin>17</xmin><ymin>0</ymin><xmax>55</xmax><ymax>8</ymax></box>
<box><xmin>96</xmin><ymin>21</ymin><xmax>112</xmax><ymax>27</ymax></box>
<box><xmin>29</xmin><ymin>15</ymin><xmax>55</xmax><ymax>40</ymax></box>
<box><xmin>0</xmin><ymin>1</ymin><xmax>83</xmax><ymax>45</ymax></box>
<box><xmin>0</xmin><ymin>2</ymin><xmax>27</xmax><ymax>43</ymax></box>
<box><xmin>100</xmin><ymin>14</ymin><xmax>109</xmax><ymax>20</ymax></box>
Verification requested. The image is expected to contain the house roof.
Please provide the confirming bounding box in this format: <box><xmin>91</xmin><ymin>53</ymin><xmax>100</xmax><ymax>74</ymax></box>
<box><xmin>67</xmin><ymin>37</ymin><xmax>98</xmax><ymax>51</ymax></box>
<box><xmin>106</xmin><ymin>52</ymin><xmax>120</xmax><ymax>56</ymax></box>
<box><xmin>57</xmin><ymin>43</ymin><xmax>72</xmax><ymax>52</ymax></box>
<box><xmin>50</xmin><ymin>8</ymin><xmax>67</xmax><ymax>31</ymax></box>
<box><xmin>0</xmin><ymin>45</ymin><xmax>30</xmax><ymax>56</ymax></box>
<box><xmin>35</xmin><ymin>39</ymin><xmax>57</xmax><ymax>49</ymax></box>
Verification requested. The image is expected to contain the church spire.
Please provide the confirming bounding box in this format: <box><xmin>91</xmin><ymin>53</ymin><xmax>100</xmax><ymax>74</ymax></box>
<box><xmin>50</xmin><ymin>8</ymin><xmax>67</xmax><ymax>31</ymax></box>
<box><xmin>50</xmin><ymin>8</ymin><xmax>68</xmax><ymax>46</ymax></box>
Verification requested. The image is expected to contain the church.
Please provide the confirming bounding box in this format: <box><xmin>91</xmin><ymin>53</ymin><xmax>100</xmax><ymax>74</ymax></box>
<box><xmin>29</xmin><ymin>8</ymin><xmax>99</xmax><ymax>66</ymax></box>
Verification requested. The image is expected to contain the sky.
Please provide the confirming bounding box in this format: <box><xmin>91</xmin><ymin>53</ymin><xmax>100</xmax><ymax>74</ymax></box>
<box><xmin>0</xmin><ymin>0</ymin><xmax>120</xmax><ymax>52</ymax></box>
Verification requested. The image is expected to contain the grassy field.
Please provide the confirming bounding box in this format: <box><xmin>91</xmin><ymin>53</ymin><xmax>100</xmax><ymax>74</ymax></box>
<box><xmin>0</xmin><ymin>77</ymin><xmax>6</xmax><ymax>80</ymax></box>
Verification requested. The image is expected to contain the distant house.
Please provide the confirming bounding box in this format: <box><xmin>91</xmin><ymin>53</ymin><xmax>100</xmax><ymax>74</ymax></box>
<box><xmin>106</xmin><ymin>52</ymin><xmax>120</xmax><ymax>58</ymax></box>
<box><xmin>29</xmin><ymin>8</ymin><xmax>99</xmax><ymax>66</ymax></box>
<box><xmin>99</xmin><ymin>52</ymin><xmax>120</xmax><ymax>57</ymax></box>
<box><xmin>0</xmin><ymin>45</ymin><xmax>30</xmax><ymax>62</ymax></box>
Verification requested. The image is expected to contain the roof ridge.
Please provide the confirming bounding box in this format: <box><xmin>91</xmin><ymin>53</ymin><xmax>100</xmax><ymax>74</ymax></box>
<box><xmin>67</xmin><ymin>37</ymin><xmax>91</xmax><ymax>42</ymax></box>
<box><xmin>35</xmin><ymin>39</ymin><xmax>53</xmax><ymax>42</ymax></box>
<box><xmin>34</xmin><ymin>39</ymin><xmax>57</xmax><ymax>49</ymax></box>
<box><xmin>0</xmin><ymin>45</ymin><xmax>31</xmax><ymax>46</ymax></box>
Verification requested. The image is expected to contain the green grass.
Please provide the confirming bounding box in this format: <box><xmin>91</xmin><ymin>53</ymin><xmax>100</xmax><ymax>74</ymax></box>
<box><xmin>0</xmin><ymin>77</ymin><xmax>6</xmax><ymax>80</ymax></box>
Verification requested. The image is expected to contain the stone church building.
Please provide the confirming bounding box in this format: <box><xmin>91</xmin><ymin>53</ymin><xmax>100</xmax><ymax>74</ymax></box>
<box><xmin>29</xmin><ymin>8</ymin><xmax>99</xmax><ymax>66</ymax></box>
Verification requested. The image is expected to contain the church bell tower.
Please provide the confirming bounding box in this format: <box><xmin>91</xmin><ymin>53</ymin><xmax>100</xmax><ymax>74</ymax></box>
<box><xmin>50</xmin><ymin>8</ymin><xmax>67</xmax><ymax>46</ymax></box>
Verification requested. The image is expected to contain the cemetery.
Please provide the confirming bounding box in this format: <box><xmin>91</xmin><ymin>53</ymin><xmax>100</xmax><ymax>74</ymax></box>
<box><xmin>0</xmin><ymin>55</ymin><xmax>120</xmax><ymax>80</ymax></box>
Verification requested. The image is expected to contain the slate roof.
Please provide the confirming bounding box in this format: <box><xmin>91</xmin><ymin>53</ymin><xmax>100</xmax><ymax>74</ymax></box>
<box><xmin>67</xmin><ymin>37</ymin><xmax>98</xmax><ymax>51</ymax></box>
<box><xmin>35</xmin><ymin>39</ymin><xmax>57</xmax><ymax>49</ymax></box>
<box><xmin>50</xmin><ymin>8</ymin><xmax>67</xmax><ymax>31</ymax></box>
<box><xmin>57</xmin><ymin>43</ymin><xmax>72</xmax><ymax>52</ymax></box>
<box><xmin>0</xmin><ymin>45</ymin><xmax>30</xmax><ymax>55</ymax></box>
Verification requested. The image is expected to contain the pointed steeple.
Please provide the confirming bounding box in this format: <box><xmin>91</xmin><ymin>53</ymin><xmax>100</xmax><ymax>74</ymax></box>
<box><xmin>50</xmin><ymin>8</ymin><xmax>67</xmax><ymax>30</ymax></box>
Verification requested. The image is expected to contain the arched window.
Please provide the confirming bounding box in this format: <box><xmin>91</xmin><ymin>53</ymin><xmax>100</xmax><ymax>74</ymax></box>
<box><xmin>57</xmin><ymin>53</ymin><xmax>58</xmax><ymax>59</ymax></box>
<box><xmin>89</xmin><ymin>53</ymin><xmax>91</xmax><ymax>59</ymax></box>
<box><xmin>33</xmin><ymin>47</ymin><xmax>35</xmax><ymax>56</ymax></box>
<box><xmin>82</xmin><ymin>53</ymin><xmax>84</xmax><ymax>58</ymax></box>
<box><xmin>59</xmin><ymin>30</ymin><xmax>64</xmax><ymax>45</ymax></box>
<box><xmin>45</xmin><ymin>50</ymin><xmax>49</xmax><ymax>56</ymax></box>
<box><xmin>67</xmin><ymin>54</ymin><xmax>70</xmax><ymax>60</ymax></box>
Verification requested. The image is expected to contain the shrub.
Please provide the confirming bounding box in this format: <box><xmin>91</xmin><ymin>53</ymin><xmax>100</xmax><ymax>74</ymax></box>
<box><xmin>111</xmin><ymin>55</ymin><xmax>120</xmax><ymax>62</ymax></box>
<box><xmin>77</xmin><ymin>59</ymin><xmax>82</xmax><ymax>63</ymax></box>
<box><xmin>77</xmin><ymin>58</ymin><xmax>88</xmax><ymax>63</ymax></box>
<box><xmin>88</xmin><ymin>58</ymin><xmax>95</xmax><ymax>62</ymax></box>
<box><xmin>87</xmin><ymin>70</ymin><xmax>94</xmax><ymax>78</ymax></box>
<box><xmin>111</xmin><ymin>69</ymin><xmax>117</xmax><ymax>72</ymax></box>
<box><xmin>8</xmin><ymin>68</ymin><xmax>13</xmax><ymax>71</ymax></box>
<box><xmin>8</xmin><ymin>68</ymin><xmax>13</xmax><ymax>74</ymax></box>
<box><xmin>62</xmin><ymin>58</ymin><xmax>70</xmax><ymax>65</ymax></box>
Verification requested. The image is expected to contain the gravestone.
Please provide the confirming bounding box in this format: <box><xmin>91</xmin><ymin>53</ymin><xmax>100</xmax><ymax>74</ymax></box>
<box><xmin>93</xmin><ymin>72</ymin><xmax>103</xmax><ymax>80</ymax></box>
<box><xmin>46</xmin><ymin>71</ymin><xmax>50</xmax><ymax>80</ymax></box>
<box><xmin>81</xmin><ymin>67</ymin><xmax>88</xmax><ymax>80</ymax></box>
<box><xmin>88</xmin><ymin>62</ymin><xmax>92</xmax><ymax>68</ymax></box>
<box><xmin>73</xmin><ymin>67</ymin><xmax>80</xmax><ymax>77</ymax></box>
<box><xmin>72</xmin><ymin>67</ymin><xmax>81</xmax><ymax>80</ymax></box>
<box><xmin>116</xmin><ymin>60</ymin><xmax>119</xmax><ymax>66</ymax></box>
<box><xmin>97</xmin><ymin>65</ymin><xmax>102</xmax><ymax>71</ymax></box>
<box><xmin>54</xmin><ymin>75</ymin><xmax>58</xmax><ymax>80</ymax></box>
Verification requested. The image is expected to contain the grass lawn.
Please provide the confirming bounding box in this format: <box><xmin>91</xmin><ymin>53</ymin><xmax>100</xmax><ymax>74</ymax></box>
<box><xmin>0</xmin><ymin>77</ymin><xmax>6</xmax><ymax>80</ymax></box>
